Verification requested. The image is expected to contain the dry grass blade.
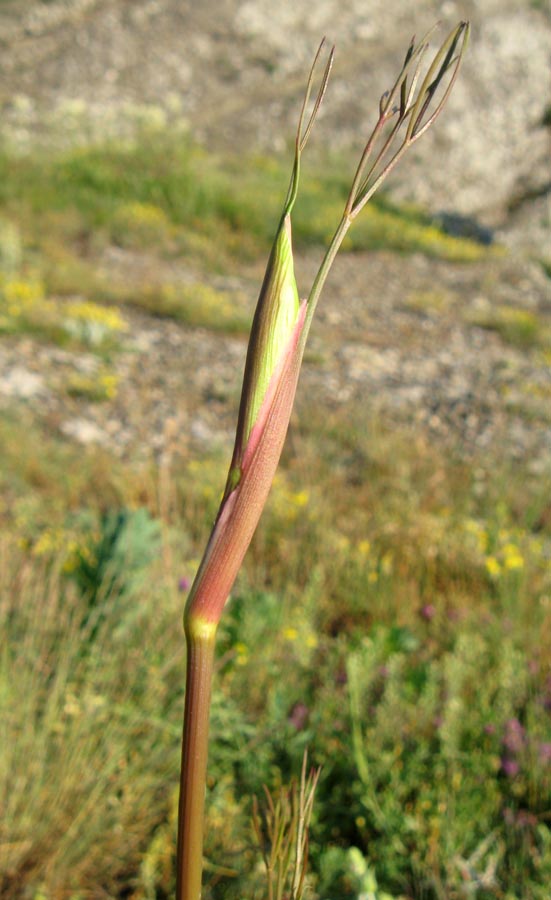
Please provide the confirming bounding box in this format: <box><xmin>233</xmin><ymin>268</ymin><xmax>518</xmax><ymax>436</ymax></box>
<box><xmin>252</xmin><ymin>752</ymin><xmax>321</xmax><ymax>900</ymax></box>
<box><xmin>297</xmin><ymin>38</ymin><xmax>335</xmax><ymax>153</ymax></box>
<box><xmin>291</xmin><ymin>754</ymin><xmax>321</xmax><ymax>900</ymax></box>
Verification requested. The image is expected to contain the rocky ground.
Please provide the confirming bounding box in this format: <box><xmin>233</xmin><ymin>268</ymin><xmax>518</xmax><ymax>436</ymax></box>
<box><xmin>1</xmin><ymin>244</ymin><xmax>550</xmax><ymax>471</ymax></box>
<box><xmin>0</xmin><ymin>0</ymin><xmax>550</xmax><ymax>470</ymax></box>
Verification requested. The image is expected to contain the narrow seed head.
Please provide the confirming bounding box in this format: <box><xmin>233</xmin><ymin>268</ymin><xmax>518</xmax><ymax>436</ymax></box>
<box><xmin>345</xmin><ymin>21</ymin><xmax>470</xmax><ymax>219</ymax></box>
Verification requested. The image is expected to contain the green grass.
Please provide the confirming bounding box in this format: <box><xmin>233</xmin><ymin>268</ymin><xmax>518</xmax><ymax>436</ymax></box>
<box><xmin>0</xmin><ymin>135</ymin><xmax>495</xmax><ymax>274</ymax></box>
<box><xmin>0</xmin><ymin>131</ymin><xmax>498</xmax><ymax>357</ymax></box>
<box><xmin>465</xmin><ymin>304</ymin><xmax>551</xmax><ymax>351</ymax></box>
<box><xmin>0</xmin><ymin>132</ymin><xmax>499</xmax><ymax>356</ymax></box>
<box><xmin>0</xmin><ymin>545</ymin><xmax>183</xmax><ymax>897</ymax></box>
<box><xmin>124</xmin><ymin>281</ymin><xmax>251</xmax><ymax>334</ymax></box>
<box><xmin>1</xmin><ymin>399</ymin><xmax>550</xmax><ymax>899</ymax></box>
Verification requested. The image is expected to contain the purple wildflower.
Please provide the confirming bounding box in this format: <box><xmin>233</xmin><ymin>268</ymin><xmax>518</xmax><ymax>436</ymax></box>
<box><xmin>503</xmin><ymin>807</ymin><xmax>537</xmax><ymax>828</ymax></box>
<box><xmin>501</xmin><ymin>758</ymin><xmax>520</xmax><ymax>778</ymax></box>
<box><xmin>502</xmin><ymin>718</ymin><xmax>526</xmax><ymax>755</ymax></box>
<box><xmin>503</xmin><ymin>807</ymin><xmax>515</xmax><ymax>826</ymax></box>
<box><xmin>420</xmin><ymin>603</ymin><xmax>436</xmax><ymax>622</ymax></box>
<box><xmin>538</xmin><ymin>742</ymin><xmax>551</xmax><ymax>765</ymax></box>
<box><xmin>528</xmin><ymin>660</ymin><xmax>539</xmax><ymax>676</ymax></box>
<box><xmin>335</xmin><ymin>667</ymin><xmax>348</xmax><ymax>686</ymax></box>
<box><xmin>516</xmin><ymin>810</ymin><xmax>537</xmax><ymax>828</ymax></box>
<box><xmin>288</xmin><ymin>702</ymin><xmax>309</xmax><ymax>731</ymax></box>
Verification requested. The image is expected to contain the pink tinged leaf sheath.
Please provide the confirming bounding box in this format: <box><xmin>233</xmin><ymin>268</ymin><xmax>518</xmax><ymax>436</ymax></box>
<box><xmin>228</xmin><ymin>214</ymin><xmax>300</xmax><ymax>483</ymax></box>
<box><xmin>222</xmin><ymin>39</ymin><xmax>333</xmax><ymax>491</ymax></box>
<box><xmin>185</xmin><ymin>298</ymin><xmax>307</xmax><ymax>628</ymax></box>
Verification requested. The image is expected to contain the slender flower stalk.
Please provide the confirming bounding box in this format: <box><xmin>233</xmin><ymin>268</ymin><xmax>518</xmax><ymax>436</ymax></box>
<box><xmin>177</xmin><ymin>22</ymin><xmax>469</xmax><ymax>900</ymax></box>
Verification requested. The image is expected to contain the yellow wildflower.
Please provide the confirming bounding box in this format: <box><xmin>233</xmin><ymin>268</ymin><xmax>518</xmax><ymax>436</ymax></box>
<box><xmin>65</xmin><ymin>300</ymin><xmax>127</xmax><ymax>332</ymax></box>
<box><xmin>336</xmin><ymin>534</ymin><xmax>350</xmax><ymax>552</ymax></box>
<box><xmin>3</xmin><ymin>278</ymin><xmax>44</xmax><ymax>309</ymax></box>
<box><xmin>502</xmin><ymin>543</ymin><xmax>524</xmax><ymax>571</ymax></box>
<box><xmin>234</xmin><ymin>642</ymin><xmax>249</xmax><ymax>666</ymax></box>
<box><xmin>99</xmin><ymin>373</ymin><xmax>118</xmax><ymax>399</ymax></box>
<box><xmin>485</xmin><ymin>556</ymin><xmax>501</xmax><ymax>578</ymax></box>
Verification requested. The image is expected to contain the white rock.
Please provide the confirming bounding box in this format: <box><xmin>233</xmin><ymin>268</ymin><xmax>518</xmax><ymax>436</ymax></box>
<box><xmin>0</xmin><ymin>367</ymin><xmax>45</xmax><ymax>398</ymax></box>
<box><xmin>61</xmin><ymin>418</ymin><xmax>108</xmax><ymax>445</ymax></box>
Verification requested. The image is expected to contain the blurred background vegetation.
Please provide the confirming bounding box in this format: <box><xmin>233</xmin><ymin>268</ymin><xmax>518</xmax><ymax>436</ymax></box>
<box><xmin>1</xmin><ymin>1</ymin><xmax>551</xmax><ymax>898</ymax></box>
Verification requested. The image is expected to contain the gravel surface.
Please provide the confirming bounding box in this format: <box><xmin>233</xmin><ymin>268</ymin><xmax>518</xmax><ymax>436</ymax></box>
<box><xmin>1</xmin><ymin>246</ymin><xmax>550</xmax><ymax>471</ymax></box>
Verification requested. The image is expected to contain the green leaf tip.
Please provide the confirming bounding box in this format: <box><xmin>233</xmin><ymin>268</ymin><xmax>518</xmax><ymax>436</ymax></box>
<box><xmin>235</xmin><ymin>215</ymin><xmax>300</xmax><ymax>462</ymax></box>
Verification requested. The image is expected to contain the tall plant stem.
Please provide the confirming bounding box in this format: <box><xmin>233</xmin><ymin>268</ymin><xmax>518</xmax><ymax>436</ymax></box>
<box><xmin>176</xmin><ymin>618</ymin><xmax>217</xmax><ymax>900</ymax></box>
<box><xmin>173</xmin><ymin>22</ymin><xmax>469</xmax><ymax>898</ymax></box>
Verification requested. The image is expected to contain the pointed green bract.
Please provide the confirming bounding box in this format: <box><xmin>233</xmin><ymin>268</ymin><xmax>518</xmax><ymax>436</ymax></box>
<box><xmin>238</xmin><ymin>216</ymin><xmax>299</xmax><ymax>453</ymax></box>
<box><xmin>226</xmin><ymin>148</ymin><xmax>303</xmax><ymax>492</ymax></box>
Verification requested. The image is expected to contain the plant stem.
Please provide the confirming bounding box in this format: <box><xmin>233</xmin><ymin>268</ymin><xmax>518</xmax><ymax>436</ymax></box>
<box><xmin>302</xmin><ymin>214</ymin><xmax>351</xmax><ymax>342</ymax></box>
<box><xmin>173</xmin><ymin>24</ymin><xmax>469</xmax><ymax>896</ymax></box>
<box><xmin>176</xmin><ymin>617</ymin><xmax>217</xmax><ymax>900</ymax></box>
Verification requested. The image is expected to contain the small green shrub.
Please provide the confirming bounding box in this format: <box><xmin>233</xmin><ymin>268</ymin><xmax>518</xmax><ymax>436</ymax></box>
<box><xmin>65</xmin><ymin>367</ymin><xmax>119</xmax><ymax>402</ymax></box>
<box><xmin>110</xmin><ymin>201</ymin><xmax>173</xmax><ymax>250</ymax></box>
<box><xmin>129</xmin><ymin>281</ymin><xmax>251</xmax><ymax>334</ymax></box>
<box><xmin>341</xmin><ymin>626</ymin><xmax>551</xmax><ymax>897</ymax></box>
<box><xmin>467</xmin><ymin>305</ymin><xmax>549</xmax><ymax>350</ymax></box>
<box><xmin>72</xmin><ymin>507</ymin><xmax>162</xmax><ymax>610</ymax></box>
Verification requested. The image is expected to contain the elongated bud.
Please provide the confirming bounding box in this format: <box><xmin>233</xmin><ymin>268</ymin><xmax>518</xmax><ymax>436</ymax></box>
<box><xmin>185</xmin><ymin>42</ymin><xmax>333</xmax><ymax>628</ymax></box>
<box><xmin>186</xmin><ymin>298</ymin><xmax>306</xmax><ymax>627</ymax></box>
<box><xmin>227</xmin><ymin>213</ymin><xmax>300</xmax><ymax>492</ymax></box>
<box><xmin>226</xmin><ymin>38</ymin><xmax>334</xmax><ymax>493</ymax></box>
